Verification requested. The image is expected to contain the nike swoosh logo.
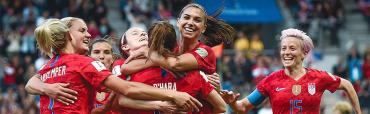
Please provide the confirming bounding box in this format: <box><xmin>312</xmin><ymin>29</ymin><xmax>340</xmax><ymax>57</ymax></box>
<box><xmin>276</xmin><ymin>87</ymin><xmax>286</xmax><ymax>91</ymax></box>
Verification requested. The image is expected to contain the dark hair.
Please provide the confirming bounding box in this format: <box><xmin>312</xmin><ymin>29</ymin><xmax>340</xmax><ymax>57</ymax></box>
<box><xmin>178</xmin><ymin>3</ymin><xmax>235</xmax><ymax>47</ymax></box>
<box><xmin>88</xmin><ymin>37</ymin><xmax>113</xmax><ymax>55</ymax></box>
<box><xmin>203</xmin><ymin>16</ymin><xmax>235</xmax><ymax>47</ymax></box>
<box><xmin>148</xmin><ymin>21</ymin><xmax>177</xmax><ymax>58</ymax></box>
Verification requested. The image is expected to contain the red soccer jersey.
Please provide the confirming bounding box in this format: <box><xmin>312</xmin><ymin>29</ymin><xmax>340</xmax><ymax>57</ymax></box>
<box><xmin>175</xmin><ymin>42</ymin><xmax>216</xmax><ymax>74</ymax></box>
<box><xmin>174</xmin><ymin>42</ymin><xmax>216</xmax><ymax>113</ymax></box>
<box><xmin>38</xmin><ymin>53</ymin><xmax>112</xmax><ymax>114</ymax></box>
<box><xmin>112</xmin><ymin>59</ymin><xmax>125</xmax><ymax>78</ymax></box>
<box><xmin>156</xmin><ymin>70</ymin><xmax>214</xmax><ymax>114</ymax></box>
<box><xmin>113</xmin><ymin>64</ymin><xmax>214</xmax><ymax>114</ymax></box>
<box><xmin>187</xmin><ymin>42</ymin><xmax>216</xmax><ymax>74</ymax></box>
<box><xmin>92</xmin><ymin>59</ymin><xmax>121</xmax><ymax>114</ymax></box>
<box><xmin>256</xmin><ymin>68</ymin><xmax>341</xmax><ymax>114</ymax></box>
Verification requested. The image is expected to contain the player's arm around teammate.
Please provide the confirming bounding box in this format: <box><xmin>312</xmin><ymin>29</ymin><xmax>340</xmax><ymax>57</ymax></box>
<box><xmin>25</xmin><ymin>18</ymin><xmax>203</xmax><ymax>111</ymax></box>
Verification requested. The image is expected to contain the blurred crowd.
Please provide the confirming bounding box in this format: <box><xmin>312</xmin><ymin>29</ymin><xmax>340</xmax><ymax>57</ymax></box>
<box><xmin>284</xmin><ymin>0</ymin><xmax>344</xmax><ymax>47</ymax></box>
<box><xmin>333</xmin><ymin>45</ymin><xmax>370</xmax><ymax>112</ymax></box>
<box><xmin>0</xmin><ymin>0</ymin><xmax>369</xmax><ymax>114</ymax></box>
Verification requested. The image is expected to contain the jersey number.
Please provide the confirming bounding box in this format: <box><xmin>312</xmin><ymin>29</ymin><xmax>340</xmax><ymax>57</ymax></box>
<box><xmin>290</xmin><ymin>100</ymin><xmax>302</xmax><ymax>114</ymax></box>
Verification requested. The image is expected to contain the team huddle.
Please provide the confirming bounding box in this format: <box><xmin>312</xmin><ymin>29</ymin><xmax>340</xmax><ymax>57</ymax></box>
<box><xmin>25</xmin><ymin>3</ymin><xmax>362</xmax><ymax>114</ymax></box>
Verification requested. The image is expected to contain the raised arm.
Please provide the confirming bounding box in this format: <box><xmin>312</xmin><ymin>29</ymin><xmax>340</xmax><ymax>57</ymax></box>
<box><xmin>25</xmin><ymin>74</ymin><xmax>77</xmax><ymax>105</ymax></box>
<box><xmin>120</xmin><ymin>58</ymin><xmax>154</xmax><ymax>75</ymax></box>
<box><xmin>221</xmin><ymin>90</ymin><xmax>262</xmax><ymax>113</ymax></box>
<box><xmin>149</xmin><ymin>51</ymin><xmax>198</xmax><ymax>71</ymax></box>
<box><xmin>337</xmin><ymin>78</ymin><xmax>362</xmax><ymax>114</ymax></box>
<box><xmin>102</xmin><ymin>75</ymin><xmax>202</xmax><ymax>111</ymax></box>
<box><xmin>206</xmin><ymin>90</ymin><xmax>226</xmax><ymax>113</ymax></box>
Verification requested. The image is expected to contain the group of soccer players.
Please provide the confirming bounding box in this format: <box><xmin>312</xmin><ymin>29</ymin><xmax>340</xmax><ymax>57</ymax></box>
<box><xmin>24</xmin><ymin>3</ymin><xmax>362</xmax><ymax>114</ymax></box>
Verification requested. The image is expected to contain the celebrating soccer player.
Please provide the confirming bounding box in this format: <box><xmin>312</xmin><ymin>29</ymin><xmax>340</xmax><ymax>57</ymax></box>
<box><xmin>221</xmin><ymin>28</ymin><xmax>362</xmax><ymax>114</ymax></box>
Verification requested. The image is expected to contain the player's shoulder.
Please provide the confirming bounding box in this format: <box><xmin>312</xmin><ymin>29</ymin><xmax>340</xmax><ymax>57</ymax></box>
<box><xmin>65</xmin><ymin>54</ymin><xmax>94</xmax><ymax>61</ymax></box>
<box><xmin>112</xmin><ymin>59</ymin><xmax>125</xmax><ymax>66</ymax></box>
<box><xmin>197</xmin><ymin>42</ymin><xmax>214</xmax><ymax>52</ymax></box>
<box><xmin>306</xmin><ymin>68</ymin><xmax>329</xmax><ymax>77</ymax></box>
<box><xmin>267</xmin><ymin>69</ymin><xmax>284</xmax><ymax>79</ymax></box>
<box><xmin>192</xmin><ymin>42</ymin><xmax>215</xmax><ymax>59</ymax></box>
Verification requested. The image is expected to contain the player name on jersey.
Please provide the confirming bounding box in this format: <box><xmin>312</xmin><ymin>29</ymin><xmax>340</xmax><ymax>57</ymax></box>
<box><xmin>153</xmin><ymin>82</ymin><xmax>177</xmax><ymax>90</ymax></box>
<box><xmin>41</xmin><ymin>65</ymin><xmax>67</xmax><ymax>81</ymax></box>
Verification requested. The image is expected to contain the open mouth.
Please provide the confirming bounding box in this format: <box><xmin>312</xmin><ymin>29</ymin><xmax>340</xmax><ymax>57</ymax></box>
<box><xmin>139</xmin><ymin>37</ymin><xmax>147</xmax><ymax>42</ymax></box>
<box><xmin>83</xmin><ymin>39</ymin><xmax>89</xmax><ymax>45</ymax></box>
<box><xmin>283</xmin><ymin>57</ymin><xmax>294</xmax><ymax>63</ymax></box>
<box><xmin>185</xmin><ymin>27</ymin><xmax>195</xmax><ymax>32</ymax></box>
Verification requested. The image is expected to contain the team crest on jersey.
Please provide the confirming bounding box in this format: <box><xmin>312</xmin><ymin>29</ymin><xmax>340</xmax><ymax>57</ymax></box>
<box><xmin>112</xmin><ymin>65</ymin><xmax>121</xmax><ymax>76</ymax></box>
<box><xmin>96</xmin><ymin>92</ymin><xmax>106</xmax><ymax>102</ymax></box>
<box><xmin>91</xmin><ymin>61</ymin><xmax>107</xmax><ymax>72</ymax></box>
<box><xmin>195</xmin><ymin>48</ymin><xmax>208</xmax><ymax>58</ymax></box>
<box><xmin>292</xmin><ymin>85</ymin><xmax>301</xmax><ymax>96</ymax></box>
<box><xmin>308</xmin><ymin>83</ymin><xmax>316</xmax><ymax>95</ymax></box>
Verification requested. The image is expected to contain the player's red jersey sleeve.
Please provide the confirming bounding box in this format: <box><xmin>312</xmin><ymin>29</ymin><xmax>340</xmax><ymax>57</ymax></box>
<box><xmin>320</xmin><ymin>71</ymin><xmax>341</xmax><ymax>93</ymax></box>
<box><xmin>189</xmin><ymin>44</ymin><xmax>216</xmax><ymax>74</ymax></box>
<box><xmin>256</xmin><ymin>70</ymin><xmax>282</xmax><ymax>97</ymax></box>
<box><xmin>112</xmin><ymin>59</ymin><xmax>126</xmax><ymax>79</ymax></box>
<box><xmin>256</xmin><ymin>77</ymin><xmax>269</xmax><ymax>97</ymax></box>
<box><xmin>78</xmin><ymin>58</ymin><xmax>112</xmax><ymax>89</ymax></box>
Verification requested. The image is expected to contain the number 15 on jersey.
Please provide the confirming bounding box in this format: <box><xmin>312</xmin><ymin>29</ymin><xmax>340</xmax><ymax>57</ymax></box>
<box><xmin>290</xmin><ymin>100</ymin><xmax>302</xmax><ymax>114</ymax></box>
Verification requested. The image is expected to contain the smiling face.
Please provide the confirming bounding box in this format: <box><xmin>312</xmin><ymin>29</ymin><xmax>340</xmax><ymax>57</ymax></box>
<box><xmin>121</xmin><ymin>27</ymin><xmax>148</xmax><ymax>52</ymax></box>
<box><xmin>68</xmin><ymin>19</ymin><xmax>91</xmax><ymax>54</ymax></box>
<box><xmin>90</xmin><ymin>42</ymin><xmax>113</xmax><ymax>68</ymax></box>
<box><xmin>177</xmin><ymin>6</ymin><xmax>206</xmax><ymax>40</ymax></box>
<box><xmin>280</xmin><ymin>37</ymin><xmax>306</xmax><ymax>68</ymax></box>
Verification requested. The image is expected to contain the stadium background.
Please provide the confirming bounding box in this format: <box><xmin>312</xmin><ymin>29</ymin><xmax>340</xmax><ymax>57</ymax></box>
<box><xmin>0</xmin><ymin>0</ymin><xmax>369</xmax><ymax>113</ymax></box>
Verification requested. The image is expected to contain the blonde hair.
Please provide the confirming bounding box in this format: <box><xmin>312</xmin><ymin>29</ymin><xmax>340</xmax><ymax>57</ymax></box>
<box><xmin>333</xmin><ymin>101</ymin><xmax>352</xmax><ymax>114</ymax></box>
<box><xmin>280</xmin><ymin>28</ymin><xmax>314</xmax><ymax>54</ymax></box>
<box><xmin>34</xmin><ymin>19</ymin><xmax>69</xmax><ymax>56</ymax></box>
<box><xmin>60</xmin><ymin>17</ymin><xmax>83</xmax><ymax>28</ymax></box>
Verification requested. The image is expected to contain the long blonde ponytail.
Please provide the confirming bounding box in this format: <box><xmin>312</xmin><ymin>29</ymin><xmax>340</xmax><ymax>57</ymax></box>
<box><xmin>34</xmin><ymin>19</ymin><xmax>69</xmax><ymax>56</ymax></box>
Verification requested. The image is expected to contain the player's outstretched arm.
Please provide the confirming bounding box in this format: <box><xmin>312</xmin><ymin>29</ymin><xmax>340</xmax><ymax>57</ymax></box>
<box><xmin>120</xmin><ymin>58</ymin><xmax>155</xmax><ymax>75</ymax></box>
<box><xmin>116</xmin><ymin>94</ymin><xmax>180</xmax><ymax>113</ymax></box>
<box><xmin>102</xmin><ymin>75</ymin><xmax>202</xmax><ymax>111</ymax></box>
<box><xmin>25</xmin><ymin>74</ymin><xmax>78</xmax><ymax>105</ymax></box>
<box><xmin>149</xmin><ymin>51</ymin><xmax>198</xmax><ymax>72</ymax></box>
<box><xmin>338</xmin><ymin>78</ymin><xmax>362</xmax><ymax>114</ymax></box>
<box><xmin>221</xmin><ymin>90</ymin><xmax>254</xmax><ymax>114</ymax></box>
<box><xmin>206</xmin><ymin>90</ymin><xmax>226</xmax><ymax>113</ymax></box>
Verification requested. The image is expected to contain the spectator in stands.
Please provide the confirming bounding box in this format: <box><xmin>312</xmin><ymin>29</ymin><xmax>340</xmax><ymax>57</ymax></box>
<box><xmin>6</xmin><ymin>29</ymin><xmax>21</xmax><ymax>58</ymax></box>
<box><xmin>92</xmin><ymin>0</ymin><xmax>107</xmax><ymax>25</ymax></box>
<box><xmin>22</xmin><ymin>0</ymin><xmax>39</xmax><ymax>23</ymax></box>
<box><xmin>234</xmin><ymin>31</ymin><xmax>249</xmax><ymax>53</ymax></box>
<box><xmin>20</xmin><ymin>26</ymin><xmax>36</xmax><ymax>56</ymax></box>
<box><xmin>249</xmin><ymin>33</ymin><xmax>264</xmax><ymax>60</ymax></box>
<box><xmin>88</xmin><ymin>21</ymin><xmax>101</xmax><ymax>39</ymax></box>
<box><xmin>2</xmin><ymin>8</ymin><xmax>19</xmax><ymax>33</ymax></box>
<box><xmin>98</xmin><ymin>17</ymin><xmax>112</xmax><ymax>37</ymax></box>
<box><xmin>347</xmin><ymin>46</ymin><xmax>363</xmax><ymax>86</ymax></box>
<box><xmin>363</xmin><ymin>48</ymin><xmax>370</xmax><ymax>80</ymax></box>
<box><xmin>334</xmin><ymin>56</ymin><xmax>348</xmax><ymax>79</ymax></box>
<box><xmin>251</xmin><ymin>55</ymin><xmax>270</xmax><ymax>84</ymax></box>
